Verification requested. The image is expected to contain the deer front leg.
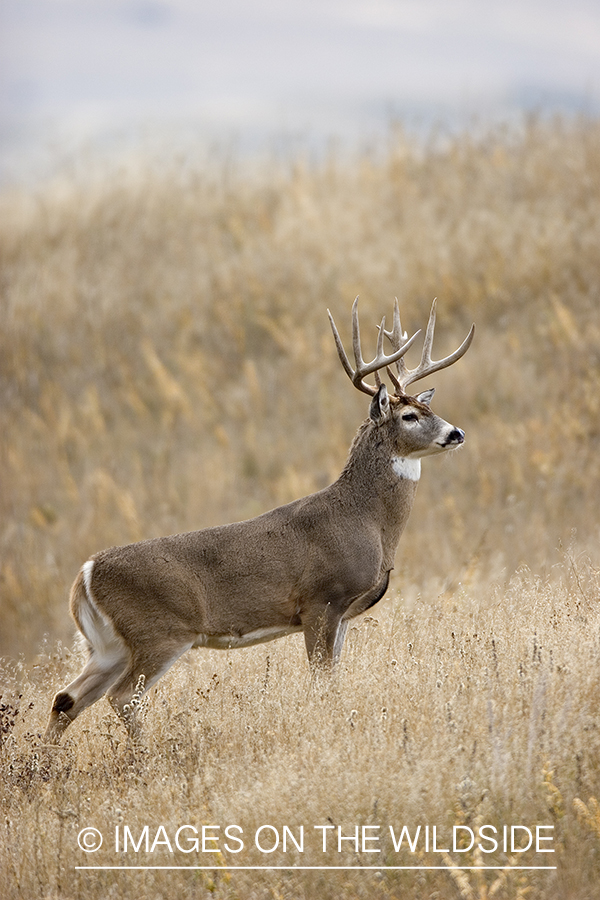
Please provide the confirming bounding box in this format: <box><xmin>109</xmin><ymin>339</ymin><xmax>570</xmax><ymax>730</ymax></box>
<box><xmin>302</xmin><ymin>604</ymin><xmax>348</xmax><ymax>670</ymax></box>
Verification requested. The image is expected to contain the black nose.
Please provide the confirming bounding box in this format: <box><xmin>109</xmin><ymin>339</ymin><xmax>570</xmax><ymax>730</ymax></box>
<box><xmin>446</xmin><ymin>428</ymin><xmax>465</xmax><ymax>445</ymax></box>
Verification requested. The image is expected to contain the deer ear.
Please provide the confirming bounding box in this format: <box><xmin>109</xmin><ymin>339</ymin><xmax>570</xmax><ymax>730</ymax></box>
<box><xmin>416</xmin><ymin>388</ymin><xmax>435</xmax><ymax>406</ymax></box>
<box><xmin>369</xmin><ymin>384</ymin><xmax>391</xmax><ymax>425</ymax></box>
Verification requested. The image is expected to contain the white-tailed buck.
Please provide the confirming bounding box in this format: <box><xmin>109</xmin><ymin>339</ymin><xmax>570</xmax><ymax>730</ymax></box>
<box><xmin>45</xmin><ymin>298</ymin><xmax>474</xmax><ymax>742</ymax></box>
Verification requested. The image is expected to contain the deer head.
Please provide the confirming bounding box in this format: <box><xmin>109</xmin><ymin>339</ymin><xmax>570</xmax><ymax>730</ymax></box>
<box><xmin>328</xmin><ymin>297</ymin><xmax>475</xmax><ymax>468</ymax></box>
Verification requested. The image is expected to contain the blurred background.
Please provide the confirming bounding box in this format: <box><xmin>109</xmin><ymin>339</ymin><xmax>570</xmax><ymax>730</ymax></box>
<box><xmin>1</xmin><ymin>2</ymin><xmax>600</xmax><ymax>661</ymax></box>
<box><xmin>1</xmin><ymin>0</ymin><xmax>600</xmax><ymax>184</ymax></box>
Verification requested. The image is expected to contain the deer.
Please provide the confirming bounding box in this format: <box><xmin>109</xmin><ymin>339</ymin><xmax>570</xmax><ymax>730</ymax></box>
<box><xmin>44</xmin><ymin>297</ymin><xmax>474</xmax><ymax>743</ymax></box>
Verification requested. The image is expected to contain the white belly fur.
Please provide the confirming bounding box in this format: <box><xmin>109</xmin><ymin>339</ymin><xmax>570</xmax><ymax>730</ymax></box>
<box><xmin>193</xmin><ymin>625</ymin><xmax>302</xmax><ymax>650</ymax></box>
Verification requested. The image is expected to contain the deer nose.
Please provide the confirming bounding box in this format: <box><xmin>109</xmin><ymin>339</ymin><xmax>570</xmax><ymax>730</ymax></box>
<box><xmin>445</xmin><ymin>428</ymin><xmax>465</xmax><ymax>446</ymax></box>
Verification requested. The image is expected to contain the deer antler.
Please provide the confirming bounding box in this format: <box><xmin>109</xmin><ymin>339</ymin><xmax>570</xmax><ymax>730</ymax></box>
<box><xmin>383</xmin><ymin>298</ymin><xmax>475</xmax><ymax>394</ymax></box>
<box><xmin>328</xmin><ymin>297</ymin><xmax>421</xmax><ymax>396</ymax></box>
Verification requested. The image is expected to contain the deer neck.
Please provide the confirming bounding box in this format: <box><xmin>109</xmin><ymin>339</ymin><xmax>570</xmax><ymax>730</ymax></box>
<box><xmin>336</xmin><ymin>420</ymin><xmax>420</xmax><ymax>567</ymax></box>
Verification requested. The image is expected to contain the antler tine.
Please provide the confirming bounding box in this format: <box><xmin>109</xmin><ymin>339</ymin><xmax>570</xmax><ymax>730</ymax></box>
<box><xmin>328</xmin><ymin>297</ymin><xmax>421</xmax><ymax>396</ymax></box>
<box><xmin>388</xmin><ymin>297</ymin><xmax>475</xmax><ymax>392</ymax></box>
<box><xmin>372</xmin><ymin>314</ymin><xmax>386</xmax><ymax>391</ymax></box>
<box><xmin>383</xmin><ymin>297</ymin><xmax>410</xmax><ymax>384</ymax></box>
<box><xmin>421</xmin><ymin>296</ymin><xmax>438</xmax><ymax>367</ymax></box>
<box><xmin>385</xmin><ymin>298</ymin><xmax>406</xmax><ymax>348</ymax></box>
<box><xmin>327</xmin><ymin>309</ymin><xmax>355</xmax><ymax>381</ymax></box>
<box><xmin>351</xmin><ymin>296</ymin><xmax>366</xmax><ymax>373</ymax></box>
<box><xmin>385</xmin><ymin>364</ymin><xmax>402</xmax><ymax>394</ymax></box>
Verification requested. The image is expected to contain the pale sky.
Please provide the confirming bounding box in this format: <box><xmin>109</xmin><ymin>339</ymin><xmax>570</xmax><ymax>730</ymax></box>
<box><xmin>1</xmin><ymin>0</ymin><xmax>599</xmax><ymax>181</ymax></box>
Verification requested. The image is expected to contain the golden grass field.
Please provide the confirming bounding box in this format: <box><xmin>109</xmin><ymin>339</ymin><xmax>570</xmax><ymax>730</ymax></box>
<box><xmin>1</xmin><ymin>116</ymin><xmax>600</xmax><ymax>898</ymax></box>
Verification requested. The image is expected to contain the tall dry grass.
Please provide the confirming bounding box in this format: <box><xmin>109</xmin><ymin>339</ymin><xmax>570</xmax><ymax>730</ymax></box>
<box><xmin>2</xmin><ymin>560</ymin><xmax>600</xmax><ymax>898</ymax></box>
<box><xmin>1</xmin><ymin>116</ymin><xmax>600</xmax><ymax>898</ymax></box>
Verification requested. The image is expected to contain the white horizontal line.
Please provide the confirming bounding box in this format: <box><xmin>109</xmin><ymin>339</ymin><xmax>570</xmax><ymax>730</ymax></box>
<box><xmin>76</xmin><ymin>865</ymin><xmax>557</xmax><ymax>871</ymax></box>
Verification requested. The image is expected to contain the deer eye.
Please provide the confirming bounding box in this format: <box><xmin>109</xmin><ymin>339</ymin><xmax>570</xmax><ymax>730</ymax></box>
<box><xmin>402</xmin><ymin>412</ymin><xmax>419</xmax><ymax>422</ymax></box>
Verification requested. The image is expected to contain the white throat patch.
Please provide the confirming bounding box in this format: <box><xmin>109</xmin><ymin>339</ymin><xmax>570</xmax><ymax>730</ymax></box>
<box><xmin>392</xmin><ymin>456</ymin><xmax>421</xmax><ymax>482</ymax></box>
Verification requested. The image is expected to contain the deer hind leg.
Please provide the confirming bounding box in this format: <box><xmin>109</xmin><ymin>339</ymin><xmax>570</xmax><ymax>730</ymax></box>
<box><xmin>44</xmin><ymin>637</ymin><xmax>129</xmax><ymax>744</ymax></box>
<box><xmin>105</xmin><ymin>640</ymin><xmax>195</xmax><ymax>737</ymax></box>
<box><xmin>44</xmin><ymin>565</ymin><xmax>130</xmax><ymax>744</ymax></box>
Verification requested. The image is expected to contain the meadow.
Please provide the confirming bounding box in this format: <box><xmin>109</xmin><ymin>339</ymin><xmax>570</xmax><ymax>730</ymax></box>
<box><xmin>1</xmin><ymin>116</ymin><xmax>600</xmax><ymax>898</ymax></box>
